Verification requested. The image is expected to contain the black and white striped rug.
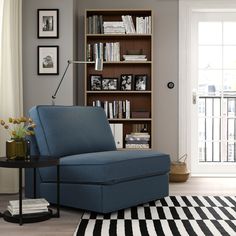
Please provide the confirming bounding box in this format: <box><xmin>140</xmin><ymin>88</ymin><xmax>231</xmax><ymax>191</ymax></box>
<box><xmin>74</xmin><ymin>196</ymin><xmax>236</xmax><ymax>236</ymax></box>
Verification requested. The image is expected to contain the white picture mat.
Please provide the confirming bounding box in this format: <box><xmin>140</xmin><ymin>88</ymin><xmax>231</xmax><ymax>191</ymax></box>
<box><xmin>38</xmin><ymin>10</ymin><xmax>58</xmax><ymax>37</ymax></box>
<box><xmin>39</xmin><ymin>47</ymin><xmax>58</xmax><ymax>74</ymax></box>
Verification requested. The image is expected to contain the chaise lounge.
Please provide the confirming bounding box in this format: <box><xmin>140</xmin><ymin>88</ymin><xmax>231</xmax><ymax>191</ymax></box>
<box><xmin>25</xmin><ymin>105</ymin><xmax>170</xmax><ymax>213</ymax></box>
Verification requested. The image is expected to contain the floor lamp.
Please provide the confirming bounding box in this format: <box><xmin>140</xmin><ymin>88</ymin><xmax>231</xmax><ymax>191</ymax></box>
<box><xmin>51</xmin><ymin>59</ymin><xmax>103</xmax><ymax>105</ymax></box>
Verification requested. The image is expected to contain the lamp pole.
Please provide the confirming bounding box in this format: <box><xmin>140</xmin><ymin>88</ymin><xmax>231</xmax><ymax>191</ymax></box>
<box><xmin>51</xmin><ymin>59</ymin><xmax>103</xmax><ymax>105</ymax></box>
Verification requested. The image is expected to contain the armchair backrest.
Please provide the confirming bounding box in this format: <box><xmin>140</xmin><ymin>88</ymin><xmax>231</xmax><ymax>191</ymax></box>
<box><xmin>29</xmin><ymin>105</ymin><xmax>116</xmax><ymax>157</ymax></box>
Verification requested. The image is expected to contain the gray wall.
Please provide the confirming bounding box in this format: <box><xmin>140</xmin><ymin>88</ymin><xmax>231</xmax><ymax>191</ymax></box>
<box><xmin>22</xmin><ymin>0</ymin><xmax>178</xmax><ymax>160</ymax></box>
<box><xmin>22</xmin><ymin>0</ymin><xmax>75</xmax><ymax>114</ymax></box>
<box><xmin>77</xmin><ymin>0</ymin><xmax>179</xmax><ymax>160</ymax></box>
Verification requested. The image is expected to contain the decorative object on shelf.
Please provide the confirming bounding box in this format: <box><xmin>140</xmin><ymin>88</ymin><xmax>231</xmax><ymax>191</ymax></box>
<box><xmin>123</xmin><ymin>54</ymin><xmax>147</xmax><ymax>62</ymax></box>
<box><xmin>134</xmin><ymin>74</ymin><xmax>147</xmax><ymax>90</ymax></box>
<box><xmin>131</xmin><ymin>111</ymin><xmax>150</xmax><ymax>118</ymax></box>
<box><xmin>120</xmin><ymin>74</ymin><xmax>133</xmax><ymax>91</ymax></box>
<box><xmin>38</xmin><ymin>9</ymin><xmax>59</xmax><ymax>38</ymax></box>
<box><xmin>38</xmin><ymin>46</ymin><xmax>59</xmax><ymax>75</ymax></box>
<box><xmin>169</xmin><ymin>154</ymin><xmax>190</xmax><ymax>182</ymax></box>
<box><xmin>102</xmin><ymin>78</ymin><xmax>118</xmax><ymax>90</ymax></box>
<box><xmin>90</xmin><ymin>75</ymin><xmax>102</xmax><ymax>90</ymax></box>
<box><xmin>52</xmin><ymin>59</ymin><xmax>103</xmax><ymax>105</ymax></box>
<box><xmin>0</xmin><ymin>117</ymin><xmax>35</xmax><ymax>159</ymax></box>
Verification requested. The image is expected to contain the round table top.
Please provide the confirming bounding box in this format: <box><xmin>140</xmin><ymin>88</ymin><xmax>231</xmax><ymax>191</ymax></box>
<box><xmin>0</xmin><ymin>156</ymin><xmax>59</xmax><ymax>168</ymax></box>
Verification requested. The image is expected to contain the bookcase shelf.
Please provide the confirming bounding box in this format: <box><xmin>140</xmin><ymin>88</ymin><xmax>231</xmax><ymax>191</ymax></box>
<box><xmin>87</xmin><ymin>61</ymin><xmax>152</xmax><ymax>64</ymax></box>
<box><xmin>85</xmin><ymin>9</ymin><xmax>153</xmax><ymax>150</ymax></box>
<box><xmin>108</xmin><ymin>118</ymin><xmax>152</xmax><ymax>121</ymax></box>
<box><xmin>86</xmin><ymin>91</ymin><xmax>152</xmax><ymax>94</ymax></box>
<box><xmin>87</xmin><ymin>34</ymin><xmax>152</xmax><ymax>37</ymax></box>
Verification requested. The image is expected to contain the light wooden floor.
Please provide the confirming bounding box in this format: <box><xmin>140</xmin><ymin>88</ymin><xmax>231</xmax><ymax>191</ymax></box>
<box><xmin>0</xmin><ymin>177</ymin><xmax>235</xmax><ymax>236</ymax></box>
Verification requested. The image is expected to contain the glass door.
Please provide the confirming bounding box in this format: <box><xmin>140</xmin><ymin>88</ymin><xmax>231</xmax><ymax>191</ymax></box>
<box><xmin>191</xmin><ymin>12</ymin><xmax>236</xmax><ymax>175</ymax></box>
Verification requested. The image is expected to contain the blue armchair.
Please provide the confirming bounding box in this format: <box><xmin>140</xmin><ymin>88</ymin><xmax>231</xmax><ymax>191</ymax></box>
<box><xmin>25</xmin><ymin>105</ymin><xmax>170</xmax><ymax>213</ymax></box>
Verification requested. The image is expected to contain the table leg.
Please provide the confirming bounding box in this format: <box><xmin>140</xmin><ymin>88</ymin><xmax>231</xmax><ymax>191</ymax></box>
<box><xmin>34</xmin><ymin>168</ymin><xmax>36</xmax><ymax>198</ymax></box>
<box><xmin>56</xmin><ymin>165</ymin><xmax>60</xmax><ymax>218</ymax></box>
<box><xmin>19</xmin><ymin>167</ymin><xmax>23</xmax><ymax>225</ymax></box>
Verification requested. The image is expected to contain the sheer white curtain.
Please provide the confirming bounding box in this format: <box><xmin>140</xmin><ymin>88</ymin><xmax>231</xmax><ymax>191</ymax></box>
<box><xmin>0</xmin><ymin>0</ymin><xmax>23</xmax><ymax>193</ymax></box>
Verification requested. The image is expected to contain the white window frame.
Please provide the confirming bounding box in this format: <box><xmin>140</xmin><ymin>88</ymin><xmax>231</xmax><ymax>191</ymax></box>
<box><xmin>179</xmin><ymin>0</ymin><xmax>236</xmax><ymax>174</ymax></box>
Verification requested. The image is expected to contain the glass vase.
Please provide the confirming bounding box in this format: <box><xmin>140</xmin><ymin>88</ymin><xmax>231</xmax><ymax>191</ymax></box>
<box><xmin>6</xmin><ymin>138</ymin><xmax>30</xmax><ymax>160</ymax></box>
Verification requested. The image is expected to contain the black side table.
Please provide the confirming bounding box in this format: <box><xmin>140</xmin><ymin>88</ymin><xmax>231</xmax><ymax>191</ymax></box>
<box><xmin>0</xmin><ymin>156</ymin><xmax>60</xmax><ymax>225</ymax></box>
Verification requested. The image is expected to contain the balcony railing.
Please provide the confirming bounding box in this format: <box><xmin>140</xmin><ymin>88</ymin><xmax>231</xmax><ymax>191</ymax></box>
<box><xmin>198</xmin><ymin>95</ymin><xmax>236</xmax><ymax>163</ymax></box>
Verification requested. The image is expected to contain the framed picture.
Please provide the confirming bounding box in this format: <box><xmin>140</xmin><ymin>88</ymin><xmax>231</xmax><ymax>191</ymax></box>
<box><xmin>120</xmin><ymin>74</ymin><xmax>133</xmax><ymax>91</ymax></box>
<box><xmin>134</xmin><ymin>74</ymin><xmax>148</xmax><ymax>91</ymax></box>
<box><xmin>90</xmin><ymin>75</ymin><xmax>102</xmax><ymax>90</ymax></box>
<box><xmin>38</xmin><ymin>9</ymin><xmax>59</xmax><ymax>38</ymax></box>
<box><xmin>102</xmin><ymin>78</ymin><xmax>118</xmax><ymax>90</ymax></box>
<box><xmin>38</xmin><ymin>46</ymin><xmax>59</xmax><ymax>75</ymax></box>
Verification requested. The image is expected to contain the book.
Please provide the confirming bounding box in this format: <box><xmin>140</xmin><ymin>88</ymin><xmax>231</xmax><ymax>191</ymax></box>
<box><xmin>125</xmin><ymin>100</ymin><xmax>130</xmax><ymax>119</ymax></box>
<box><xmin>125</xmin><ymin>144</ymin><xmax>150</xmax><ymax>149</ymax></box>
<box><xmin>8</xmin><ymin>198</ymin><xmax>49</xmax><ymax>216</ymax></box>
<box><xmin>110</xmin><ymin>123</ymin><xmax>123</xmax><ymax>148</ymax></box>
<box><xmin>109</xmin><ymin>102</ymin><xmax>113</xmax><ymax>119</ymax></box>
<box><xmin>9</xmin><ymin>198</ymin><xmax>49</xmax><ymax>208</ymax></box>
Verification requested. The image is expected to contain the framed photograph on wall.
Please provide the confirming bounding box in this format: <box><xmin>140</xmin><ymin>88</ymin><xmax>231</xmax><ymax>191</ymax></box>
<box><xmin>38</xmin><ymin>46</ymin><xmax>59</xmax><ymax>75</ymax></box>
<box><xmin>90</xmin><ymin>75</ymin><xmax>102</xmax><ymax>90</ymax></box>
<box><xmin>134</xmin><ymin>74</ymin><xmax>148</xmax><ymax>91</ymax></box>
<box><xmin>120</xmin><ymin>74</ymin><xmax>133</xmax><ymax>91</ymax></box>
<box><xmin>38</xmin><ymin>9</ymin><xmax>59</xmax><ymax>38</ymax></box>
<box><xmin>102</xmin><ymin>78</ymin><xmax>118</xmax><ymax>90</ymax></box>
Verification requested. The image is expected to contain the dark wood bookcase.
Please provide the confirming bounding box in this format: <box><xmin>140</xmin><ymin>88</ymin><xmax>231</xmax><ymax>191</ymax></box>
<box><xmin>84</xmin><ymin>9</ymin><xmax>153</xmax><ymax>149</ymax></box>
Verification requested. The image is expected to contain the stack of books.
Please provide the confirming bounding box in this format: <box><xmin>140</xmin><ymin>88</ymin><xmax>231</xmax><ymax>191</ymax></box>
<box><xmin>92</xmin><ymin>100</ymin><xmax>130</xmax><ymax>119</ymax></box>
<box><xmin>103</xmin><ymin>21</ymin><xmax>126</xmax><ymax>34</ymax></box>
<box><xmin>123</xmin><ymin>54</ymin><xmax>147</xmax><ymax>61</ymax></box>
<box><xmin>125</xmin><ymin>132</ymin><xmax>150</xmax><ymax>149</ymax></box>
<box><xmin>7</xmin><ymin>198</ymin><xmax>49</xmax><ymax>216</ymax></box>
<box><xmin>87</xmin><ymin>42</ymin><xmax>120</xmax><ymax>62</ymax></box>
<box><xmin>104</xmin><ymin>42</ymin><xmax>120</xmax><ymax>61</ymax></box>
<box><xmin>121</xmin><ymin>15</ymin><xmax>136</xmax><ymax>34</ymax></box>
<box><xmin>87</xmin><ymin>15</ymin><xmax>104</xmax><ymax>34</ymax></box>
<box><xmin>136</xmin><ymin>16</ymin><xmax>152</xmax><ymax>34</ymax></box>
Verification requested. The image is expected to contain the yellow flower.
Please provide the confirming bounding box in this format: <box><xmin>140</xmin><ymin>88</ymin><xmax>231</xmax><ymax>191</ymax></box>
<box><xmin>20</xmin><ymin>117</ymin><xmax>27</xmax><ymax>122</ymax></box>
<box><xmin>1</xmin><ymin>116</ymin><xmax>35</xmax><ymax>138</ymax></box>
<box><xmin>31</xmin><ymin>123</ymin><xmax>36</xmax><ymax>128</ymax></box>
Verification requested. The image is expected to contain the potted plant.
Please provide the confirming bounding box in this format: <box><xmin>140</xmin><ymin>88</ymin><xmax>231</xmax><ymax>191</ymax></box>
<box><xmin>0</xmin><ymin>117</ymin><xmax>36</xmax><ymax>159</ymax></box>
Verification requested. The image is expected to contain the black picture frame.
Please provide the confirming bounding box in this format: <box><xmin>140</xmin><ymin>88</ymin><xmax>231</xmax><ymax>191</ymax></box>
<box><xmin>120</xmin><ymin>74</ymin><xmax>133</xmax><ymax>91</ymax></box>
<box><xmin>134</xmin><ymin>74</ymin><xmax>148</xmax><ymax>91</ymax></box>
<box><xmin>90</xmin><ymin>75</ymin><xmax>102</xmax><ymax>90</ymax></box>
<box><xmin>38</xmin><ymin>9</ymin><xmax>59</xmax><ymax>38</ymax></box>
<box><xmin>102</xmin><ymin>78</ymin><xmax>118</xmax><ymax>91</ymax></box>
<box><xmin>38</xmin><ymin>46</ymin><xmax>59</xmax><ymax>75</ymax></box>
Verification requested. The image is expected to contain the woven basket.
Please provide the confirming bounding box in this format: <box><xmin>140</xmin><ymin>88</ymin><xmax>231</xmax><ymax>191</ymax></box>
<box><xmin>169</xmin><ymin>155</ymin><xmax>190</xmax><ymax>182</ymax></box>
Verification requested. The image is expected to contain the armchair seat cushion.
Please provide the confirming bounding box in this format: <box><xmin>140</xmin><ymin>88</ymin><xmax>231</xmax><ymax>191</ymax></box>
<box><xmin>39</xmin><ymin>150</ymin><xmax>170</xmax><ymax>184</ymax></box>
